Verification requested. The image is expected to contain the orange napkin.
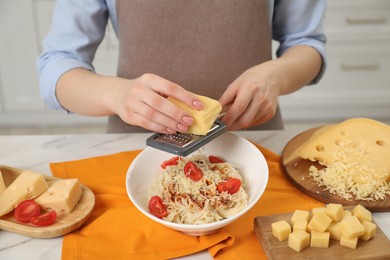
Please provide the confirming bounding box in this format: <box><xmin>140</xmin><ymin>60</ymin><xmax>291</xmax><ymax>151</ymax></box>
<box><xmin>51</xmin><ymin>143</ymin><xmax>324</xmax><ymax>259</ymax></box>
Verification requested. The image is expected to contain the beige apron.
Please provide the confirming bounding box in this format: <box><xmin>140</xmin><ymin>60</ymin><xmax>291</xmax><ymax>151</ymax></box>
<box><xmin>107</xmin><ymin>0</ymin><xmax>284</xmax><ymax>133</ymax></box>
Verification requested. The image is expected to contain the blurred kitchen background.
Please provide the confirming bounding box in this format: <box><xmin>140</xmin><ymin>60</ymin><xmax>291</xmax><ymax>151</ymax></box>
<box><xmin>0</xmin><ymin>0</ymin><xmax>389</xmax><ymax>135</ymax></box>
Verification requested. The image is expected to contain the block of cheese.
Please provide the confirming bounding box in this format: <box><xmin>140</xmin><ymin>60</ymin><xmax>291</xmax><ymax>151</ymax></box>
<box><xmin>168</xmin><ymin>94</ymin><xmax>222</xmax><ymax>135</ymax></box>
<box><xmin>272</xmin><ymin>220</ymin><xmax>291</xmax><ymax>241</ymax></box>
<box><xmin>352</xmin><ymin>204</ymin><xmax>372</xmax><ymax>223</ymax></box>
<box><xmin>310</xmin><ymin>230</ymin><xmax>330</xmax><ymax>248</ymax></box>
<box><xmin>288</xmin><ymin>230</ymin><xmax>310</xmax><ymax>252</ymax></box>
<box><xmin>0</xmin><ymin>170</ymin><xmax>48</xmax><ymax>217</ymax></box>
<box><xmin>291</xmin><ymin>209</ymin><xmax>310</xmax><ymax>225</ymax></box>
<box><xmin>309</xmin><ymin>212</ymin><xmax>332</xmax><ymax>232</ymax></box>
<box><xmin>340</xmin><ymin>215</ymin><xmax>365</xmax><ymax>239</ymax></box>
<box><xmin>327</xmin><ymin>221</ymin><xmax>342</xmax><ymax>241</ymax></box>
<box><xmin>340</xmin><ymin>236</ymin><xmax>358</xmax><ymax>249</ymax></box>
<box><xmin>293</xmin><ymin>219</ymin><xmax>308</xmax><ymax>232</ymax></box>
<box><xmin>311</xmin><ymin>207</ymin><xmax>326</xmax><ymax>216</ymax></box>
<box><xmin>0</xmin><ymin>170</ymin><xmax>5</xmax><ymax>194</ymax></box>
<box><xmin>325</xmin><ymin>203</ymin><xmax>344</xmax><ymax>221</ymax></box>
<box><xmin>36</xmin><ymin>179</ymin><xmax>82</xmax><ymax>215</ymax></box>
<box><xmin>359</xmin><ymin>221</ymin><xmax>377</xmax><ymax>241</ymax></box>
<box><xmin>289</xmin><ymin>118</ymin><xmax>390</xmax><ymax>201</ymax></box>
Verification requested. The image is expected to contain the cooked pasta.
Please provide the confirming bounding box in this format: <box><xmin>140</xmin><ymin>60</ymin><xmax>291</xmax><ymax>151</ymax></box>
<box><xmin>149</xmin><ymin>152</ymin><xmax>248</xmax><ymax>225</ymax></box>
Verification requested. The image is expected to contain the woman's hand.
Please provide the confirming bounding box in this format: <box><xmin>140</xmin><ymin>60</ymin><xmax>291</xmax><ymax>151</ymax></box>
<box><xmin>108</xmin><ymin>73</ymin><xmax>203</xmax><ymax>134</ymax></box>
<box><xmin>56</xmin><ymin>69</ymin><xmax>203</xmax><ymax>134</ymax></box>
<box><xmin>218</xmin><ymin>61</ymin><xmax>281</xmax><ymax>131</ymax></box>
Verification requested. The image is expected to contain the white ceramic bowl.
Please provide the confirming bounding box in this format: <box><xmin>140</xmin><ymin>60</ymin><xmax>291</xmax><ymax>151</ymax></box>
<box><xmin>126</xmin><ymin>132</ymin><xmax>269</xmax><ymax>236</ymax></box>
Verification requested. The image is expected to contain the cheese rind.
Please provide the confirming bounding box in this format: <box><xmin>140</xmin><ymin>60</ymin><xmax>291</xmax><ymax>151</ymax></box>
<box><xmin>36</xmin><ymin>179</ymin><xmax>82</xmax><ymax>215</ymax></box>
<box><xmin>0</xmin><ymin>170</ymin><xmax>48</xmax><ymax>217</ymax></box>
<box><xmin>168</xmin><ymin>94</ymin><xmax>222</xmax><ymax>135</ymax></box>
<box><xmin>0</xmin><ymin>170</ymin><xmax>5</xmax><ymax>194</ymax></box>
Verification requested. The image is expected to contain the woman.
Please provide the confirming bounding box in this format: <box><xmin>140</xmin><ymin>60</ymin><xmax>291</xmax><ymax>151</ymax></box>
<box><xmin>37</xmin><ymin>0</ymin><xmax>327</xmax><ymax>133</ymax></box>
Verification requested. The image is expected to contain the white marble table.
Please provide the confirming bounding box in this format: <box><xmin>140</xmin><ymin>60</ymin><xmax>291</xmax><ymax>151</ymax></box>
<box><xmin>1</xmin><ymin>130</ymin><xmax>389</xmax><ymax>260</ymax></box>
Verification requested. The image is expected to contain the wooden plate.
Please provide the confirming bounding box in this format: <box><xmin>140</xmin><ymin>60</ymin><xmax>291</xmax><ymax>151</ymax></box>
<box><xmin>281</xmin><ymin>127</ymin><xmax>390</xmax><ymax>212</ymax></box>
<box><xmin>254</xmin><ymin>207</ymin><xmax>390</xmax><ymax>260</ymax></box>
<box><xmin>0</xmin><ymin>165</ymin><xmax>95</xmax><ymax>238</ymax></box>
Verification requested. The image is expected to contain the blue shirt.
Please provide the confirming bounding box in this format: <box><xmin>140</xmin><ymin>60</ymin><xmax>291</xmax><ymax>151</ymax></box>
<box><xmin>37</xmin><ymin>0</ymin><xmax>327</xmax><ymax>110</ymax></box>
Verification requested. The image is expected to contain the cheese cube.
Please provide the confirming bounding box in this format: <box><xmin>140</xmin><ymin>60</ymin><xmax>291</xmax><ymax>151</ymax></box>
<box><xmin>340</xmin><ymin>216</ymin><xmax>365</xmax><ymax>239</ymax></box>
<box><xmin>272</xmin><ymin>220</ymin><xmax>291</xmax><ymax>241</ymax></box>
<box><xmin>309</xmin><ymin>212</ymin><xmax>332</xmax><ymax>232</ymax></box>
<box><xmin>36</xmin><ymin>179</ymin><xmax>82</xmax><ymax>215</ymax></box>
<box><xmin>352</xmin><ymin>204</ymin><xmax>372</xmax><ymax>223</ymax></box>
<box><xmin>293</xmin><ymin>219</ymin><xmax>308</xmax><ymax>232</ymax></box>
<box><xmin>340</xmin><ymin>236</ymin><xmax>358</xmax><ymax>249</ymax></box>
<box><xmin>288</xmin><ymin>230</ymin><xmax>310</xmax><ymax>252</ymax></box>
<box><xmin>291</xmin><ymin>210</ymin><xmax>310</xmax><ymax>225</ymax></box>
<box><xmin>325</xmin><ymin>203</ymin><xmax>344</xmax><ymax>221</ymax></box>
<box><xmin>312</xmin><ymin>207</ymin><xmax>326</xmax><ymax>216</ymax></box>
<box><xmin>0</xmin><ymin>170</ymin><xmax>48</xmax><ymax>217</ymax></box>
<box><xmin>307</xmin><ymin>222</ymin><xmax>314</xmax><ymax>233</ymax></box>
<box><xmin>0</xmin><ymin>170</ymin><xmax>5</xmax><ymax>194</ymax></box>
<box><xmin>359</xmin><ymin>221</ymin><xmax>376</xmax><ymax>241</ymax></box>
<box><xmin>343</xmin><ymin>210</ymin><xmax>352</xmax><ymax>219</ymax></box>
<box><xmin>327</xmin><ymin>221</ymin><xmax>342</xmax><ymax>241</ymax></box>
<box><xmin>310</xmin><ymin>230</ymin><xmax>330</xmax><ymax>248</ymax></box>
<box><xmin>167</xmin><ymin>94</ymin><xmax>222</xmax><ymax>135</ymax></box>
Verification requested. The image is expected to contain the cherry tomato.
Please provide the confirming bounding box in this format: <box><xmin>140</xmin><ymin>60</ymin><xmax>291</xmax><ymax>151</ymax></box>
<box><xmin>14</xmin><ymin>200</ymin><xmax>41</xmax><ymax>223</ymax></box>
<box><xmin>208</xmin><ymin>155</ymin><xmax>225</xmax><ymax>164</ymax></box>
<box><xmin>161</xmin><ymin>156</ymin><xmax>180</xmax><ymax>169</ymax></box>
<box><xmin>30</xmin><ymin>210</ymin><xmax>57</xmax><ymax>227</ymax></box>
<box><xmin>149</xmin><ymin>196</ymin><xmax>168</xmax><ymax>219</ymax></box>
<box><xmin>217</xmin><ymin>178</ymin><xmax>241</xmax><ymax>194</ymax></box>
<box><xmin>184</xmin><ymin>161</ymin><xmax>204</xmax><ymax>181</ymax></box>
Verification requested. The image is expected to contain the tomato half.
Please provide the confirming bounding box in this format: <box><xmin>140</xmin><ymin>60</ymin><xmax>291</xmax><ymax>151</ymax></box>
<box><xmin>14</xmin><ymin>200</ymin><xmax>41</xmax><ymax>223</ymax></box>
<box><xmin>30</xmin><ymin>210</ymin><xmax>57</xmax><ymax>227</ymax></box>
<box><xmin>208</xmin><ymin>155</ymin><xmax>225</xmax><ymax>164</ymax></box>
<box><xmin>161</xmin><ymin>156</ymin><xmax>180</xmax><ymax>169</ymax></box>
<box><xmin>149</xmin><ymin>195</ymin><xmax>168</xmax><ymax>219</ymax></box>
<box><xmin>184</xmin><ymin>161</ymin><xmax>204</xmax><ymax>181</ymax></box>
<box><xmin>217</xmin><ymin>178</ymin><xmax>241</xmax><ymax>194</ymax></box>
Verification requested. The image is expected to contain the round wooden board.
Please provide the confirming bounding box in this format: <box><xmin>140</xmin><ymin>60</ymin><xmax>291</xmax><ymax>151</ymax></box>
<box><xmin>281</xmin><ymin>127</ymin><xmax>390</xmax><ymax>212</ymax></box>
<box><xmin>0</xmin><ymin>165</ymin><xmax>95</xmax><ymax>238</ymax></box>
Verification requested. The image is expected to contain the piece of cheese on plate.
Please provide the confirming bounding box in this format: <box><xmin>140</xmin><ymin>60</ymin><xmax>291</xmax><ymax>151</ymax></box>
<box><xmin>286</xmin><ymin>118</ymin><xmax>390</xmax><ymax>183</ymax></box>
<box><xmin>0</xmin><ymin>170</ymin><xmax>48</xmax><ymax>217</ymax></box>
<box><xmin>168</xmin><ymin>94</ymin><xmax>222</xmax><ymax>135</ymax></box>
<box><xmin>35</xmin><ymin>178</ymin><xmax>82</xmax><ymax>215</ymax></box>
<box><xmin>0</xmin><ymin>170</ymin><xmax>5</xmax><ymax>194</ymax></box>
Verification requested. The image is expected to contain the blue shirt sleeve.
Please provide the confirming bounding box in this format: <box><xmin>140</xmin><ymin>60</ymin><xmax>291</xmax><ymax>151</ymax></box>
<box><xmin>272</xmin><ymin>0</ymin><xmax>327</xmax><ymax>84</ymax></box>
<box><xmin>36</xmin><ymin>0</ymin><xmax>111</xmax><ymax>110</ymax></box>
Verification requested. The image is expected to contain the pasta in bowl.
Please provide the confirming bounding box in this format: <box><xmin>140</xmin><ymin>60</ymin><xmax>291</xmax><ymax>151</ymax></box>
<box><xmin>126</xmin><ymin>133</ymin><xmax>268</xmax><ymax>236</ymax></box>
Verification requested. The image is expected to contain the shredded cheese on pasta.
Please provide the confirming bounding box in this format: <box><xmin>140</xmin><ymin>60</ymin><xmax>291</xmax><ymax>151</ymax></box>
<box><xmin>150</xmin><ymin>153</ymin><xmax>248</xmax><ymax>224</ymax></box>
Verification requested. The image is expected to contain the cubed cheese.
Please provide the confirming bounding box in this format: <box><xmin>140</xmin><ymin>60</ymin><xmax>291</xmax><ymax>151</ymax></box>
<box><xmin>327</xmin><ymin>221</ymin><xmax>342</xmax><ymax>241</ymax></box>
<box><xmin>340</xmin><ymin>236</ymin><xmax>358</xmax><ymax>249</ymax></box>
<box><xmin>293</xmin><ymin>219</ymin><xmax>308</xmax><ymax>232</ymax></box>
<box><xmin>309</xmin><ymin>212</ymin><xmax>332</xmax><ymax>232</ymax></box>
<box><xmin>352</xmin><ymin>204</ymin><xmax>372</xmax><ymax>223</ymax></box>
<box><xmin>167</xmin><ymin>94</ymin><xmax>222</xmax><ymax>135</ymax></box>
<box><xmin>340</xmin><ymin>216</ymin><xmax>365</xmax><ymax>239</ymax></box>
<box><xmin>291</xmin><ymin>210</ymin><xmax>310</xmax><ymax>225</ymax></box>
<box><xmin>0</xmin><ymin>170</ymin><xmax>48</xmax><ymax>217</ymax></box>
<box><xmin>35</xmin><ymin>179</ymin><xmax>82</xmax><ymax>215</ymax></box>
<box><xmin>310</xmin><ymin>230</ymin><xmax>330</xmax><ymax>248</ymax></box>
<box><xmin>325</xmin><ymin>203</ymin><xmax>344</xmax><ymax>221</ymax></box>
<box><xmin>272</xmin><ymin>220</ymin><xmax>291</xmax><ymax>241</ymax></box>
<box><xmin>311</xmin><ymin>207</ymin><xmax>326</xmax><ymax>216</ymax></box>
<box><xmin>359</xmin><ymin>221</ymin><xmax>377</xmax><ymax>241</ymax></box>
<box><xmin>288</xmin><ymin>230</ymin><xmax>310</xmax><ymax>252</ymax></box>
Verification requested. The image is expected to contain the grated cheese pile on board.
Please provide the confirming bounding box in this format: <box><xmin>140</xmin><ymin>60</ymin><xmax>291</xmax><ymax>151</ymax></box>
<box><xmin>286</xmin><ymin>118</ymin><xmax>390</xmax><ymax>201</ymax></box>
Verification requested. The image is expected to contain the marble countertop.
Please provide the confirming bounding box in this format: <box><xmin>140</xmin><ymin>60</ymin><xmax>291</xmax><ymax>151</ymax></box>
<box><xmin>1</xmin><ymin>129</ymin><xmax>389</xmax><ymax>259</ymax></box>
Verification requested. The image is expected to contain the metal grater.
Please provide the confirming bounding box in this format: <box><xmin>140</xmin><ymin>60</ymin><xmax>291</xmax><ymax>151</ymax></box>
<box><xmin>146</xmin><ymin>119</ymin><xmax>226</xmax><ymax>156</ymax></box>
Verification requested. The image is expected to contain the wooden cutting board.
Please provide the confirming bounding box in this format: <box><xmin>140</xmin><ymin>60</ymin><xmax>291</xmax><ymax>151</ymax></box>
<box><xmin>254</xmin><ymin>209</ymin><xmax>390</xmax><ymax>260</ymax></box>
<box><xmin>281</xmin><ymin>127</ymin><xmax>390</xmax><ymax>212</ymax></box>
<box><xmin>0</xmin><ymin>165</ymin><xmax>95</xmax><ymax>238</ymax></box>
